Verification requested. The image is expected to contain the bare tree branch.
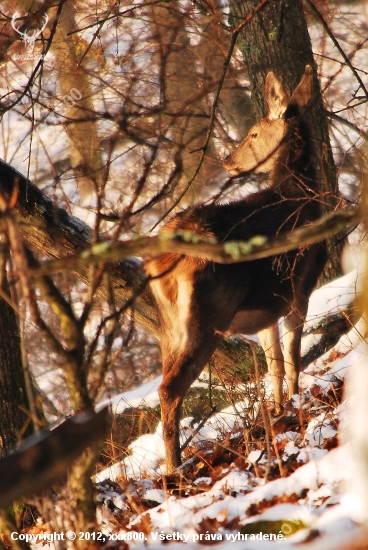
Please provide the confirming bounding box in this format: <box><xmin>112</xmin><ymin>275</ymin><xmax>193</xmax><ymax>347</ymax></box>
<box><xmin>0</xmin><ymin>408</ymin><xmax>109</xmax><ymax>508</ymax></box>
<box><xmin>305</xmin><ymin>0</ymin><xmax>368</xmax><ymax>100</ymax></box>
<box><xmin>31</xmin><ymin>207</ymin><xmax>361</xmax><ymax>276</ymax></box>
<box><xmin>326</xmin><ymin>109</ymin><xmax>368</xmax><ymax>140</ymax></box>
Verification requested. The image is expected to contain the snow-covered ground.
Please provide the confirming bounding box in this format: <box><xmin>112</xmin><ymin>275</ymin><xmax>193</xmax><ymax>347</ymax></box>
<box><xmin>96</xmin><ymin>260</ymin><xmax>364</xmax><ymax>474</ymax></box>
<box><xmin>21</xmin><ymin>263</ymin><xmax>366</xmax><ymax>550</ymax></box>
<box><xmin>70</xmin><ymin>259</ymin><xmax>367</xmax><ymax>550</ymax></box>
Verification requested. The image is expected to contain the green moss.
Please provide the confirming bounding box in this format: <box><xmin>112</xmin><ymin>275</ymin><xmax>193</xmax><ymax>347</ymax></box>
<box><xmin>268</xmin><ymin>27</ymin><xmax>278</xmax><ymax>40</ymax></box>
<box><xmin>211</xmin><ymin>338</ymin><xmax>267</xmax><ymax>384</ymax></box>
<box><xmin>182</xmin><ymin>386</ymin><xmax>230</xmax><ymax>420</ymax></box>
<box><xmin>8</xmin><ymin>502</ymin><xmax>26</xmax><ymax>517</ymax></box>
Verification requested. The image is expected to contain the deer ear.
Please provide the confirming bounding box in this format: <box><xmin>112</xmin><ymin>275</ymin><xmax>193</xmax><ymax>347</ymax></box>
<box><xmin>288</xmin><ymin>65</ymin><xmax>313</xmax><ymax>109</ymax></box>
<box><xmin>265</xmin><ymin>72</ymin><xmax>289</xmax><ymax>120</ymax></box>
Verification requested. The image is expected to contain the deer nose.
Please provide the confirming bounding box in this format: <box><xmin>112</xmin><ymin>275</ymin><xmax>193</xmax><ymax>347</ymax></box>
<box><xmin>223</xmin><ymin>153</ymin><xmax>234</xmax><ymax>169</ymax></box>
<box><xmin>223</xmin><ymin>155</ymin><xmax>240</xmax><ymax>174</ymax></box>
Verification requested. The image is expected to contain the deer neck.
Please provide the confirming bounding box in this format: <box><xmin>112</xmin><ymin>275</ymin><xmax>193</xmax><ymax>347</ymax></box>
<box><xmin>270</xmin><ymin>118</ymin><xmax>317</xmax><ymax>194</ymax></box>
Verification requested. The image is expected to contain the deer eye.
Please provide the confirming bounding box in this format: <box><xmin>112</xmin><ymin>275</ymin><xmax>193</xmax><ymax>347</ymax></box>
<box><xmin>251</xmin><ymin>132</ymin><xmax>258</xmax><ymax>138</ymax></box>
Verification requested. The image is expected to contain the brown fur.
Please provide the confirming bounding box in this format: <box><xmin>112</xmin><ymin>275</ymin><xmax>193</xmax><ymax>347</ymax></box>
<box><xmin>145</xmin><ymin>66</ymin><xmax>327</xmax><ymax>473</ymax></box>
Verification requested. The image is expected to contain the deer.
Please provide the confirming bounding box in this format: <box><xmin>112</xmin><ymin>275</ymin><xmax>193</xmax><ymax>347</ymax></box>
<box><xmin>145</xmin><ymin>66</ymin><xmax>327</xmax><ymax>473</ymax></box>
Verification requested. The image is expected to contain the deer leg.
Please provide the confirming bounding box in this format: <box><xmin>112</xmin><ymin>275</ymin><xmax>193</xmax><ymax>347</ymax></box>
<box><xmin>158</xmin><ymin>333</ymin><xmax>223</xmax><ymax>473</ymax></box>
<box><xmin>282</xmin><ymin>299</ymin><xmax>308</xmax><ymax>398</ymax></box>
<box><xmin>158</xmin><ymin>376</ymin><xmax>185</xmax><ymax>473</ymax></box>
<box><xmin>258</xmin><ymin>325</ymin><xmax>284</xmax><ymax>411</ymax></box>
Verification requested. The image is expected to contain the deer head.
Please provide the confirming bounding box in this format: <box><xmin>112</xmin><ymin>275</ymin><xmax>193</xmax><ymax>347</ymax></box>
<box><xmin>223</xmin><ymin>66</ymin><xmax>313</xmax><ymax>176</ymax></box>
<box><xmin>11</xmin><ymin>11</ymin><xmax>49</xmax><ymax>54</ymax></box>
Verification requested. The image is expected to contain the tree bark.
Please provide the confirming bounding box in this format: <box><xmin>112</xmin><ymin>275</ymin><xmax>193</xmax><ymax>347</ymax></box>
<box><xmin>0</xmin><ymin>232</ymin><xmax>34</xmax><ymax>550</ymax></box>
<box><xmin>228</xmin><ymin>0</ymin><xmax>343</xmax><ymax>281</ymax></box>
<box><xmin>52</xmin><ymin>2</ymin><xmax>106</xmax><ymax>201</ymax></box>
<box><xmin>0</xmin><ymin>276</ymin><xmax>33</xmax><ymax>453</ymax></box>
<box><xmin>0</xmin><ymin>408</ymin><xmax>109</xmax><ymax>509</ymax></box>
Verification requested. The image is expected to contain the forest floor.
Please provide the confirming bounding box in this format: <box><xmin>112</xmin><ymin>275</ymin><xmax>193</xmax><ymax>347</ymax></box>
<box><xmin>75</xmin><ymin>266</ymin><xmax>368</xmax><ymax>549</ymax></box>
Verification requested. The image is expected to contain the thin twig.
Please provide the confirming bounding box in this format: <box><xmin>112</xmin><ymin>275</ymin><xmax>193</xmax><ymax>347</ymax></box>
<box><xmin>250</xmin><ymin>342</ymin><xmax>271</xmax><ymax>481</ymax></box>
<box><xmin>180</xmin><ymin>407</ymin><xmax>217</xmax><ymax>453</ymax></box>
<box><xmin>305</xmin><ymin>0</ymin><xmax>368</xmax><ymax>100</ymax></box>
<box><xmin>76</xmin><ymin>1</ymin><xmax>118</xmax><ymax>67</ymax></box>
<box><xmin>66</xmin><ymin>1</ymin><xmax>166</xmax><ymax>36</ymax></box>
<box><xmin>326</xmin><ymin>109</ymin><xmax>368</xmax><ymax>140</ymax></box>
<box><xmin>150</xmin><ymin>0</ymin><xmax>269</xmax><ymax>230</ymax></box>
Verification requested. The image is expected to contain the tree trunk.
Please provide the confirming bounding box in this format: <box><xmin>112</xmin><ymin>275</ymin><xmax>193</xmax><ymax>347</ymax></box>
<box><xmin>68</xmin><ymin>442</ymin><xmax>102</xmax><ymax>549</ymax></box>
<box><xmin>0</xmin><ymin>262</ymin><xmax>34</xmax><ymax>548</ymax></box>
<box><xmin>228</xmin><ymin>0</ymin><xmax>343</xmax><ymax>281</ymax></box>
<box><xmin>0</xmin><ymin>276</ymin><xmax>34</xmax><ymax>453</ymax></box>
<box><xmin>52</xmin><ymin>2</ymin><xmax>106</xmax><ymax>201</ymax></box>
